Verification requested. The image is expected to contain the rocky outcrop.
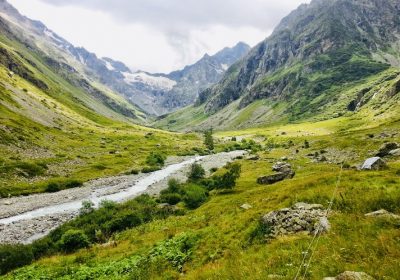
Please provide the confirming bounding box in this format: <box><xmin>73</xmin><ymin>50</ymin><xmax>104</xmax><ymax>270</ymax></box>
<box><xmin>261</xmin><ymin>203</ymin><xmax>330</xmax><ymax>238</ymax></box>
<box><xmin>257</xmin><ymin>162</ymin><xmax>295</xmax><ymax>185</ymax></box>
<box><xmin>323</xmin><ymin>271</ymin><xmax>375</xmax><ymax>280</ymax></box>
<box><xmin>376</xmin><ymin>142</ymin><xmax>399</xmax><ymax>157</ymax></box>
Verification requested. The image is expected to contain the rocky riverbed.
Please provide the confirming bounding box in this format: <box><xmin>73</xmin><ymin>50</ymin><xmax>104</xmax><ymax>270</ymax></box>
<box><xmin>0</xmin><ymin>151</ymin><xmax>245</xmax><ymax>244</ymax></box>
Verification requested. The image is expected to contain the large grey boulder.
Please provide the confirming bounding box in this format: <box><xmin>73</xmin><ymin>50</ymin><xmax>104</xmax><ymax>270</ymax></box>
<box><xmin>261</xmin><ymin>203</ymin><xmax>329</xmax><ymax>238</ymax></box>
<box><xmin>257</xmin><ymin>162</ymin><xmax>295</xmax><ymax>185</ymax></box>
<box><xmin>376</xmin><ymin>142</ymin><xmax>398</xmax><ymax>157</ymax></box>
<box><xmin>257</xmin><ymin>173</ymin><xmax>288</xmax><ymax>185</ymax></box>
<box><xmin>323</xmin><ymin>271</ymin><xmax>375</xmax><ymax>280</ymax></box>
<box><xmin>360</xmin><ymin>157</ymin><xmax>387</xmax><ymax>170</ymax></box>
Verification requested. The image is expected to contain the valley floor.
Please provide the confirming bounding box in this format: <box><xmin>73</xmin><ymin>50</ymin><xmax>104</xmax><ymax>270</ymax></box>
<box><xmin>3</xmin><ymin>118</ymin><xmax>400</xmax><ymax>279</ymax></box>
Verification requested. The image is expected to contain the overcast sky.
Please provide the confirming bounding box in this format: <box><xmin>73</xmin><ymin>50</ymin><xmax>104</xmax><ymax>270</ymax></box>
<box><xmin>9</xmin><ymin>0</ymin><xmax>310</xmax><ymax>73</ymax></box>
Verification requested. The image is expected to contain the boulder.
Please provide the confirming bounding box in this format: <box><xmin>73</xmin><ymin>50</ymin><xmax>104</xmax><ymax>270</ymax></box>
<box><xmin>261</xmin><ymin>203</ymin><xmax>329</xmax><ymax>238</ymax></box>
<box><xmin>360</xmin><ymin>157</ymin><xmax>387</xmax><ymax>170</ymax></box>
<box><xmin>258</xmin><ymin>162</ymin><xmax>295</xmax><ymax>185</ymax></box>
<box><xmin>365</xmin><ymin>209</ymin><xmax>400</xmax><ymax>219</ymax></box>
<box><xmin>376</xmin><ymin>142</ymin><xmax>398</xmax><ymax>157</ymax></box>
<box><xmin>388</xmin><ymin>148</ymin><xmax>400</xmax><ymax>156</ymax></box>
<box><xmin>323</xmin><ymin>271</ymin><xmax>375</xmax><ymax>280</ymax></box>
<box><xmin>246</xmin><ymin>155</ymin><xmax>260</xmax><ymax>161</ymax></box>
<box><xmin>257</xmin><ymin>173</ymin><xmax>288</xmax><ymax>185</ymax></box>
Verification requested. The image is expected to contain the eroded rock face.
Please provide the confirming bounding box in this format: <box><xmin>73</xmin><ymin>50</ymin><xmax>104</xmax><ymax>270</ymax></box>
<box><xmin>323</xmin><ymin>271</ymin><xmax>375</xmax><ymax>280</ymax></box>
<box><xmin>261</xmin><ymin>203</ymin><xmax>329</xmax><ymax>238</ymax></box>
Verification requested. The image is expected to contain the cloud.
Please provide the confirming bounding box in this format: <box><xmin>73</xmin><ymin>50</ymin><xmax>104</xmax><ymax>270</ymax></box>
<box><xmin>40</xmin><ymin>0</ymin><xmax>308</xmax><ymax>31</ymax></box>
<box><xmin>9</xmin><ymin>0</ymin><xmax>310</xmax><ymax>72</ymax></box>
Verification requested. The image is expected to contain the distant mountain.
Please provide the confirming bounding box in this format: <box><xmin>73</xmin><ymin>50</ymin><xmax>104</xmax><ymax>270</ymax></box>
<box><xmin>156</xmin><ymin>0</ymin><xmax>400</xmax><ymax>131</ymax></box>
<box><xmin>162</xmin><ymin>42</ymin><xmax>251</xmax><ymax>110</ymax></box>
<box><xmin>85</xmin><ymin>42</ymin><xmax>250</xmax><ymax>115</ymax></box>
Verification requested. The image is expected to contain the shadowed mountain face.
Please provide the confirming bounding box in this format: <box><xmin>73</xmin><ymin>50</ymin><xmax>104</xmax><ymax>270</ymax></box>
<box><xmin>200</xmin><ymin>0</ymin><xmax>400</xmax><ymax>120</ymax></box>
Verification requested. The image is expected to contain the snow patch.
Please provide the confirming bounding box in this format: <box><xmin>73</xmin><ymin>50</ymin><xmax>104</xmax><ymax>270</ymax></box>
<box><xmin>221</xmin><ymin>64</ymin><xmax>229</xmax><ymax>70</ymax></box>
<box><xmin>123</xmin><ymin>72</ymin><xmax>177</xmax><ymax>90</ymax></box>
<box><xmin>102</xmin><ymin>59</ymin><xmax>115</xmax><ymax>71</ymax></box>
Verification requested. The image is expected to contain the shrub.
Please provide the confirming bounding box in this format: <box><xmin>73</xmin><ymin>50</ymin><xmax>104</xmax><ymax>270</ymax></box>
<box><xmin>214</xmin><ymin>163</ymin><xmax>242</xmax><ymax>190</ymax></box>
<box><xmin>183</xmin><ymin>185</ymin><xmax>207</xmax><ymax>209</ymax></box>
<box><xmin>80</xmin><ymin>200</ymin><xmax>95</xmax><ymax>215</ymax></box>
<box><xmin>45</xmin><ymin>182</ymin><xmax>61</xmax><ymax>193</ymax></box>
<box><xmin>146</xmin><ymin>152</ymin><xmax>166</xmax><ymax>167</ymax></box>
<box><xmin>142</xmin><ymin>166</ymin><xmax>161</xmax><ymax>173</ymax></box>
<box><xmin>0</xmin><ymin>244</ymin><xmax>34</xmax><ymax>275</ymax></box>
<box><xmin>103</xmin><ymin>212</ymin><xmax>142</xmax><ymax>233</ymax></box>
<box><xmin>59</xmin><ymin>230</ymin><xmax>90</xmax><ymax>253</ymax></box>
<box><xmin>160</xmin><ymin>193</ymin><xmax>182</xmax><ymax>205</ymax></box>
<box><xmin>188</xmin><ymin>163</ymin><xmax>205</xmax><ymax>181</ymax></box>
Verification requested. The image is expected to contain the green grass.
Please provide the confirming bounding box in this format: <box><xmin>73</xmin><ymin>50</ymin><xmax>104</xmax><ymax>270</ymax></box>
<box><xmin>4</xmin><ymin>120</ymin><xmax>400</xmax><ymax>279</ymax></box>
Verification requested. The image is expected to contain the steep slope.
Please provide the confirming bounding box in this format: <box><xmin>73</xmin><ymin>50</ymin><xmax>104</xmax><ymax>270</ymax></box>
<box><xmin>159</xmin><ymin>0</ymin><xmax>400</xmax><ymax>130</ymax></box>
<box><xmin>0</xmin><ymin>0</ymin><xmax>146</xmax><ymax>123</ymax></box>
<box><xmin>0</xmin><ymin>1</ymin><xmax>203</xmax><ymax>196</ymax></box>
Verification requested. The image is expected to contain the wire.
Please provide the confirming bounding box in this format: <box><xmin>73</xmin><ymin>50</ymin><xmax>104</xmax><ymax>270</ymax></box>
<box><xmin>294</xmin><ymin>163</ymin><xmax>344</xmax><ymax>280</ymax></box>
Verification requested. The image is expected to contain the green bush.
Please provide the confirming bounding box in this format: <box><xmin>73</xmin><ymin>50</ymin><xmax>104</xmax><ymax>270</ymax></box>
<box><xmin>160</xmin><ymin>193</ymin><xmax>182</xmax><ymax>205</ymax></box>
<box><xmin>45</xmin><ymin>179</ymin><xmax>83</xmax><ymax>193</ymax></box>
<box><xmin>188</xmin><ymin>163</ymin><xmax>206</xmax><ymax>181</ymax></box>
<box><xmin>214</xmin><ymin>163</ymin><xmax>242</xmax><ymax>190</ymax></box>
<box><xmin>142</xmin><ymin>166</ymin><xmax>161</xmax><ymax>173</ymax></box>
<box><xmin>0</xmin><ymin>244</ymin><xmax>34</xmax><ymax>275</ymax></box>
<box><xmin>183</xmin><ymin>185</ymin><xmax>207</xmax><ymax>209</ymax></box>
<box><xmin>59</xmin><ymin>230</ymin><xmax>90</xmax><ymax>253</ymax></box>
<box><xmin>146</xmin><ymin>152</ymin><xmax>166</xmax><ymax>167</ymax></box>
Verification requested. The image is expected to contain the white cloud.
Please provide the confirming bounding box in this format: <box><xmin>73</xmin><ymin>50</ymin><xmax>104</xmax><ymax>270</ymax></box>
<box><xmin>8</xmin><ymin>0</ymin><xmax>310</xmax><ymax>73</ymax></box>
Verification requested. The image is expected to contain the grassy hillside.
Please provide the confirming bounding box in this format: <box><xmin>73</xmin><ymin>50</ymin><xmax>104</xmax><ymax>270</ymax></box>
<box><xmin>0</xmin><ymin>26</ymin><xmax>202</xmax><ymax>197</ymax></box>
<box><xmin>5</xmin><ymin>117</ymin><xmax>400</xmax><ymax>279</ymax></box>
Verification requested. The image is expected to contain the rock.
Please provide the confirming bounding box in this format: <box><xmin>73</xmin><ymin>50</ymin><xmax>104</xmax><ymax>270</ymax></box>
<box><xmin>388</xmin><ymin>148</ymin><xmax>400</xmax><ymax>156</ymax></box>
<box><xmin>257</xmin><ymin>173</ymin><xmax>288</xmax><ymax>185</ymax></box>
<box><xmin>240</xmin><ymin>203</ymin><xmax>252</xmax><ymax>210</ymax></box>
<box><xmin>4</xmin><ymin>201</ymin><xmax>12</xmax><ymax>206</ymax></box>
<box><xmin>267</xmin><ymin>275</ymin><xmax>285</xmax><ymax>279</ymax></box>
<box><xmin>376</xmin><ymin>142</ymin><xmax>398</xmax><ymax>157</ymax></box>
<box><xmin>293</xmin><ymin>202</ymin><xmax>324</xmax><ymax>210</ymax></box>
<box><xmin>272</xmin><ymin>162</ymin><xmax>292</xmax><ymax>173</ymax></box>
<box><xmin>360</xmin><ymin>157</ymin><xmax>387</xmax><ymax>170</ymax></box>
<box><xmin>246</xmin><ymin>155</ymin><xmax>260</xmax><ymax>161</ymax></box>
<box><xmin>324</xmin><ymin>271</ymin><xmax>375</xmax><ymax>280</ymax></box>
<box><xmin>261</xmin><ymin>203</ymin><xmax>329</xmax><ymax>238</ymax></box>
<box><xmin>280</xmin><ymin>156</ymin><xmax>288</xmax><ymax>161</ymax></box>
<box><xmin>365</xmin><ymin>209</ymin><xmax>400</xmax><ymax>219</ymax></box>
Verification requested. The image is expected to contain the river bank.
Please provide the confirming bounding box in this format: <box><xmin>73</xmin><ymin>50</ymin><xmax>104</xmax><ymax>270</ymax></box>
<box><xmin>0</xmin><ymin>151</ymin><xmax>245</xmax><ymax>244</ymax></box>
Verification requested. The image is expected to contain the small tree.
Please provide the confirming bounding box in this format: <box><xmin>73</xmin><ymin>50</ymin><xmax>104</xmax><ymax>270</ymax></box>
<box><xmin>188</xmin><ymin>163</ymin><xmax>206</xmax><ymax>181</ymax></box>
<box><xmin>304</xmin><ymin>140</ymin><xmax>310</xmax><ymax>149</ymax></box>
<box><xmin>215</xmin><ymin>163</ymin><xmax>242</xmax><ymax>190</ymax></box>
<box><xmin>204</xmin><ymin>129</ymin><xmax>214</xmax><ymax>151</ymax></box>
